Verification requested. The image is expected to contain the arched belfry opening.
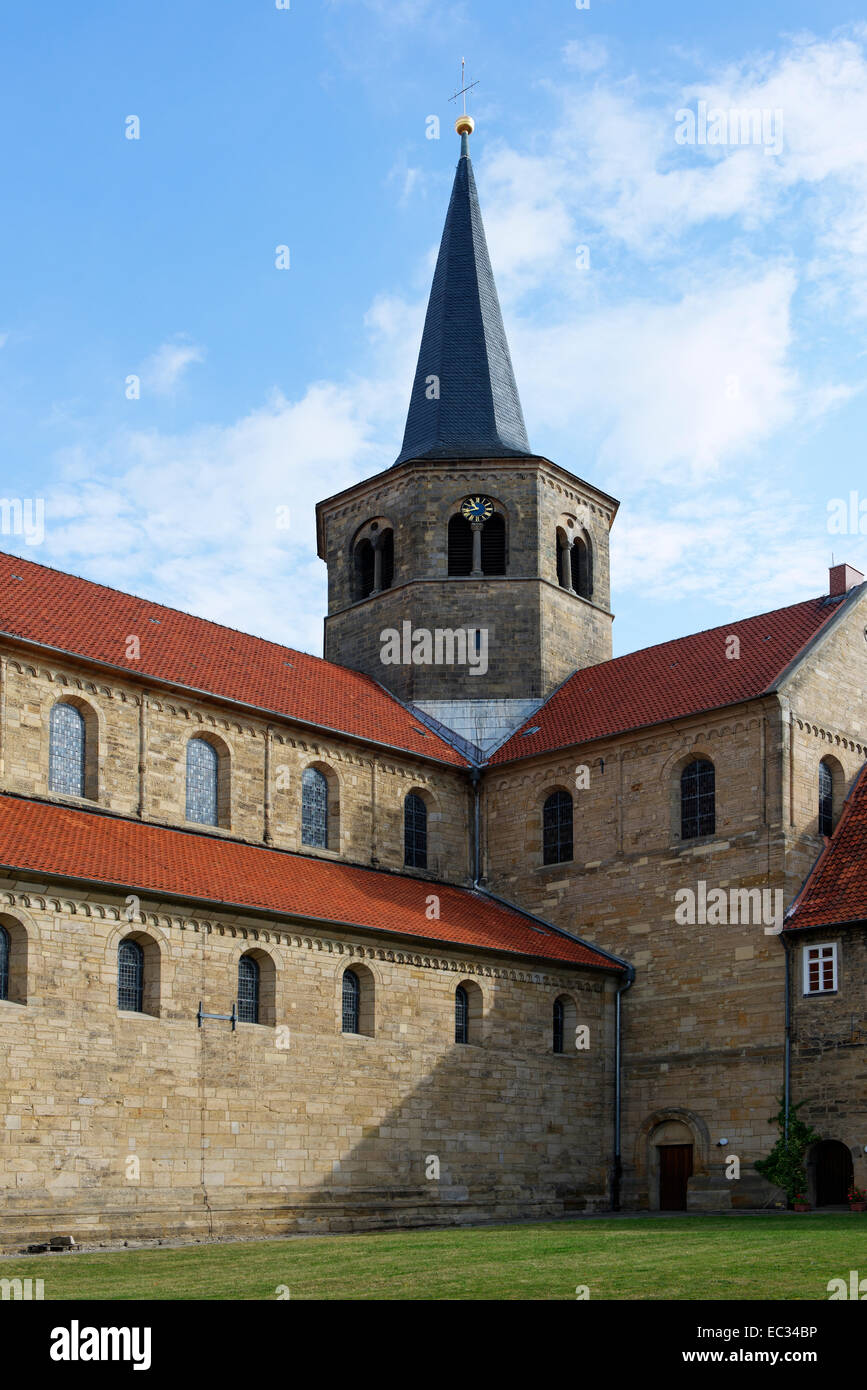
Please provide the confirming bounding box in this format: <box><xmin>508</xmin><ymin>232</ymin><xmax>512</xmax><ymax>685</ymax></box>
<box><xmin>556</xmin><ymin>522</ymin><xmax>593</xmax><ymax>599</ymax></box>
<box><xmin>352</xmin><ymin>519</ymin><xmax>394</xmax><ymax>601</ymax></box>
<box><xmin>448</xmin><ymin>506</ymin><xmax>506</xmax><ymax>577</ymax></box>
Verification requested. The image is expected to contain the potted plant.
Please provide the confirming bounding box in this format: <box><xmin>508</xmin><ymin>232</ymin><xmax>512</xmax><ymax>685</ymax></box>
<box><xmin>793</xmin><ymin>1192</ymin><xmax>811</xmax><ymax>1212</ymax></box>
<box><xmin>848</xmin><ymin>1185</ymin><xmax>867</xmax><ymax>1213</ymax></box>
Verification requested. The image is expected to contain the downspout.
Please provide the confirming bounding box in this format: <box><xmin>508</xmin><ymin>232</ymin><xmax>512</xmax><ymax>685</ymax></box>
<box><xmin>613</xmin><ymin>964</ymin><xmax>635</xmax><ymax>1211</ymax></box>
<box><xmin>471</xmin><ymin>766</ymin><xmax>481</xmax><ymax>885</ymax></box>
<box><xmin>783</xmin><ymin>932</ymin><xmax>791</xmax><ymax>1145</ymax></box>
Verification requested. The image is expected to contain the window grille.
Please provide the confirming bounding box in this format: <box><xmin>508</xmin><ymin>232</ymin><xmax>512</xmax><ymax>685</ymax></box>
<box><xmin>404</xmin><ymin>793</ymin><xmax>428</xmax><ymax>868</ymax></box>
<box><xmin>0</xmin><ymin>925</ymin><xmax>9</xmax><ymax>1001</ymax></box>
<box><xmin>553</xmin><ymin>998</ymin><xmax>564</xmax><ymax>1054</ymax></box>
<box><xmin>680</xmin><ymin>759</ymin><xmax>715</xmax><ymax>839</ymax></box>
<box><xmin>238</xmin><ymin>955</ymin><xmax>260</xmax><ymax>1024</ymax></box>
<box><xmin>342</xmin><ymin>969</ymin><xmax>360</xmax><ymax>1033</ymax></box>
<box><xmin>543</xmin><ymin>790</ymin><xmax>573</xmax><ymax>865</ymax></box>
<box><xmin>49</xmin><ymin>703</ymin><xmax>86</xmax><ymax>797</ymax></box>
<box><xmin>455</xmin><ymin>985</ymin><xmax>469</xmax><ymax>1044</ymax></box>
<box><xmin>818</xmin><ymin>761</ymin><xmax>833</xmax><ymax>837</ymax></box>
<box><xmin>118</xmin><ymin>939</ymin><xmax>144</xmax><ymax>1012</ymax></box>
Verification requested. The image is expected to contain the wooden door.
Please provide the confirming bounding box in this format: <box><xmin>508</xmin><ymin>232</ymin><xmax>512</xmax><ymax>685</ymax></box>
<box><xmin>658</xmin><ymin>1144</ymin><xmax>693</xmax><ymax>1211</ymax></box>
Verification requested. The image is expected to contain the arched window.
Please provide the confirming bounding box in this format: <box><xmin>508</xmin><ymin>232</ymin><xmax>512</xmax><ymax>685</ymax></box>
<box><xmin>186</xmin><ymin>738</ymin><xmax>219</xmax><ymax>826</ymax></box>
<box><xmin>543</xmin><ymin>790</ymin><xmax>573</xmax><ymax>865</ymax></box>
<box><xmin>342</xmin><ymin>969</ymin><xmax>360</xmax><ymax>1034</ymax></box>
<box><xmin>819</xmin><ymin>760</ymin><xmax>834</xmax><ymax>837</ymax></box>
<box><xmin>118</xmin><ymin>939</ymin><xmax>144</xmax><ymax>1013</ymax></box>
<box><xmin>553</xmin><ymin>998</ymin><xmax>564</xmax><ymax>1054</ymax></box>
<box><xmin>448</xmin><ymin>513</ymin><xmax>474</xmax><ymax>576</ymax></box>
<box><xmin>480</xmin><ymin>512</ymin><xmax>506</xmax><ymax>575</ymax></box>
<box><xmin>302</xmin><ymin>766</ymin><xmax>328</xmax><ymax>848</ymax></box>
<box><xmin>571</xmin><ymin>537</ymin><xmax>592</xmax><ymax>598</ymax></box>
<box><xmin>455</xmin><ymin>985</ymin><xmax>469</xmax><ymax>1044</ymax></box>
<box><xmin>0</xmin><ymin>924</ymin><xmax>8</xmax><ymax>1001</ymax></box>
<box><xmin>681</xmin><ymin>759</ymin><xmax>715</xmax><ymax>839</ymax></box>
<box><xmin>356</xmin><ymin>538</ymin><xmax>375</xmax><ymax>598</ymax></box>
<box><xmin>380</xmin><ymin>529</ymin><xmax>394</xmax><ymax>589</ymax></box>
<box><xmin>49</xmin><ymin>702</ymin><xmax>86</xmax><ymax>797</ymax></box>
<box><xmin>238</xmin><ymin>954</ymin><xmax>260</xmax><ymax>1024</ymax></box>
<box><xmin>404</xmin><ymin>793</ymin><xmax>428</xmax><ymax>868</ymax></box>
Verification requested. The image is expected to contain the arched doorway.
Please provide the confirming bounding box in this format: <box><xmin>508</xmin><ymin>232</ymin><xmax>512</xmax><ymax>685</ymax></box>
<box><xmin>652</xmin><ymin>1119</ymin><xmax>694</xmax><ymax>1211</ymax></box>
<box><xmin>810</xmin><ymin>1140</ymin><xmax>853</xmax><ymax>1207</ymax></box>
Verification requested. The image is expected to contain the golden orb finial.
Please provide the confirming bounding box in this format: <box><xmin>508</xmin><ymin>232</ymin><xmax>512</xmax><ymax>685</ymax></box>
<box><xmin>455</xmin><ymin>114</ymin><xmax>475</xmax><ymax>137</ymax></box>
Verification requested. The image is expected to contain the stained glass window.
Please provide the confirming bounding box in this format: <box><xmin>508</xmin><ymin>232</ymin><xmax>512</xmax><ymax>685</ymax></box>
<box><xmin>543</xmin><ymin>790</ymin><xmax>573</xmax><ymax>865</ymax></box>
<box><xmin>302</xmin><ymin>767</ymin><xmax>328</xmax><ymax>848</ymax></box>
<box><xmin>404</xmin><ymin>793</ymin><xmax>427</xmax><ymax>868</ymax></box>
<box><xmin>118</xmin><ymin>939</ymin><xmax>143</xmax><ymax>1012</ymax></box>
<box><xmin>238</xmin><ymin>954</ymin><xmax>260</xmax><ymax>1024</ymax></box>
<box><xmin>186</xmin><ymin>738</ymin><xmax>219</xmax><ymax>825</ymax></box>
<box><xmin>681</xmin><ymin>760</ymin><xmax>715</xmax><ymax>839</ymax></box>
<box><xmin>342</xmin><ymin>969</ymin><xmax>359</xmax><ymax>1033</ymax></box>
<box><xmin>49</xmin><ymin>702</ymin><xmax>86</xmax><ymax>797</ymax></box>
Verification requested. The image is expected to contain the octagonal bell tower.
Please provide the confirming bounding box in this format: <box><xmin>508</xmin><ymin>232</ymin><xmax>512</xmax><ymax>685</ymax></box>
<box><xmin>316</xmin><ymin>116</ymin><xmax>618</xmax><ymax>753</ymax></box>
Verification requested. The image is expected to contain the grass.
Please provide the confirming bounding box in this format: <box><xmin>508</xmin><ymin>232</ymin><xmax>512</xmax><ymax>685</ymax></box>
<box><xmin>0</xmin><ymin>1215</ymin><xmax>861</xmax><ymax>1300</ymax></box>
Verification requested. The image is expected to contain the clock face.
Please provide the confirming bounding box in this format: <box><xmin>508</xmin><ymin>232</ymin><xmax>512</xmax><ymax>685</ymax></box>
<box><xmin>460</xmin><ymin>495</ymin><xmax>494</xmax><ymax>523</ymax></box>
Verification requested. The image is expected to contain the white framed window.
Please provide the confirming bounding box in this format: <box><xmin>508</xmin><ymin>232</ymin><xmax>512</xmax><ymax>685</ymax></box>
<box><xmin>803</xmin><ymin>942</ymin><xmax>838</xmax><ymax>995</ymax></box>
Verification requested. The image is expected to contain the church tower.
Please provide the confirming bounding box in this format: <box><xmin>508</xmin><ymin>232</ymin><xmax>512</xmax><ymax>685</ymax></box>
<box><xmin>316</xmin><ymin>114</ymin><xmax>618</xmax><ymax>752</ymax></box>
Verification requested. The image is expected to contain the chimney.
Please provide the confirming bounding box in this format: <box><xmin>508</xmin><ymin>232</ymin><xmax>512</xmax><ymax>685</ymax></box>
<box><xmin>829</xmin><ymin>562</ymin><xmax>865</xmax><ymax>597</ymax></box>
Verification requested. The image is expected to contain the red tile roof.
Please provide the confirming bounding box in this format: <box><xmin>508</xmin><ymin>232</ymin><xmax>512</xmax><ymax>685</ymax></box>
<box><xmin>0</xmin><ymin>552</ymin><xmax>464</xmax><ymax>766</ymax></box>
<box><xmin>0</xmin><ymin>794</ymin><xmax>620</xmax><ymax>970</ymax></box>
<box><xmin>491</xmin><ymin>596</ymin><xmax>847</xmax><ymax>764</ymax></box>
<box><xmin>786</xmin><ymin>764</ymin><xmax>867</xmax><ymax>931</ymax></box>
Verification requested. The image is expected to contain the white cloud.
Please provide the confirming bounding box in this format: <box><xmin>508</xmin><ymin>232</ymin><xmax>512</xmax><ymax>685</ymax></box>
<box><xmin>141</xmin><ymin>339</ymin><xmax>205</xmax><ymax>396</ymax></box>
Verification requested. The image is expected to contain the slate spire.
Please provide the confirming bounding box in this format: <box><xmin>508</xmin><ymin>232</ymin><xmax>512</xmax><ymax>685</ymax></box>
<box><xmin>394</xmin><ymin>118</ymin><xmax>532</xmax><ymax>467</ymax></box>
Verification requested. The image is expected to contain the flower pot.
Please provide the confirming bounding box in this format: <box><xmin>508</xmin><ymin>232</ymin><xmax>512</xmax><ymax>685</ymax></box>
<box><xmin>850</xmin><ymin>1201</ymin><xmax>867</xmax><ymax>1213</ymax></box>
<box><xmin>794</xmin><ymin>1203</ymin><xmax>810</xmax><ymax>1212</ymax></box>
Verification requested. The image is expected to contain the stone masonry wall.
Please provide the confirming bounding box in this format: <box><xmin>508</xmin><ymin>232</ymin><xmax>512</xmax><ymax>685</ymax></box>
<box><xmin>0</xmin><ymin>882</ymin><xmax>615</xmax><ymax>1248</ymax></box>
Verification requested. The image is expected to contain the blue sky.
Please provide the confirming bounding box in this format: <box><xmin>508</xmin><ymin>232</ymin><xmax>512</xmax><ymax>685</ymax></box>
<box><xmin>2</xmin><ymin>0</ymin><xmax>867</xmax><ymax>659</ymax></box>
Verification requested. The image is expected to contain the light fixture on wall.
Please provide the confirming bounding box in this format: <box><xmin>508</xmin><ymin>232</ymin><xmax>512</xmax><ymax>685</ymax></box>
<box><xmin>717</xmin><ymin>1138</ymin><xmax>729</xmax><ymax>1146</ymax></box>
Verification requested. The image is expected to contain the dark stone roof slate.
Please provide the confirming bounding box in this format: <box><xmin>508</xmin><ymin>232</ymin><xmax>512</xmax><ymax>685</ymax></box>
<box><xmin>394</xmin><ymin>133</ymin><xmax>532</xmax><ymax>467</ymax></box>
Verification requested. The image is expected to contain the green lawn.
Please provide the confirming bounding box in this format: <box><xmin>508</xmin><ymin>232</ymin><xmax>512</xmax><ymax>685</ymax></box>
<box><xmin>1</xmin><ymin>1215</ymin><xmax>862</xmax><ymax>1300</ymax></box>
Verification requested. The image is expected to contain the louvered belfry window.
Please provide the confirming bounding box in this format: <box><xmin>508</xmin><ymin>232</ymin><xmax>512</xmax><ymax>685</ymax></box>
<box><xmin>681</xmin><ymin>759</ymin><xmax>715</xmax><ymax>839</ymax></box>
<box><xmin>0</xmin><ymin>925</ymin><xmax>9</xmax><ymax>1001</ymax></box>
<box><xmin>447</xmin><ymin>514</ymin><xmax>474</xmax><ymax>575</ymax></box>
<box><xmin>404</xmin><ymin>793</ymin><xmax>428</xmax><ymax>868</ymax></box>
<box><xmin>302</xmin><ymin>767</ymin><xmax>328</xmax><ymax>848</ymax></box>
<box><xmin>543</xmin><ymin>790</ymin><xmax>573</xmax><ymax>865</ymax></box>
<box><xmin>49</xmin><ymin>702</ymin><xmax>86</xmax><ymax>797</ymax></box>
<box><xmin>118</xmin><ymin>939</ymin><xmax>144</xmax><ymax>1013</ymax></box>
<box><xmin>238</xmin><ymin>955</ymin><xmax>260</xmax><ymax>1024</ymax></box>
<box><xmin>480</xmin><ymin>513</ymin><xmax>506</xmax><ymax>575</ymax></box>
<box><xmin>455</xmin><ymin>985</ymin><xmax>469</xmax><ymax>1044</ymax></box>
<box><xmin>186</xmin><ymin>738</ymin><xmax>219</xmax><ymax>825</ymax></box>
<box><xmin>819</xmin><ymin>760</ymin><xmax>833</xmax><ymax>837</ymax></box>
<box><xmin>342</xmin><ymin>969</ymin><xmax>360</xmax><ymax>1034</ymax></box>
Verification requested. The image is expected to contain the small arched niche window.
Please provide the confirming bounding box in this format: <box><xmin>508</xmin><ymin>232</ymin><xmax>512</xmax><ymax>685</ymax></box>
<box><xmin>342</xmin><ymin>968</ymin><xmax>360</xmax><ymax>1034</ymax></box>
<box><xmin>543</xmin><ymin>790</ymin><xmax>573</xmax><ymax>865</ymax></box>
<box><xmin>186</xmin><ymin>737</ymin><xmax>219</xmax><ymax>826</ymax></box>
<box><xmin>118</xmin><ymin>938</ymin><xmax>144</xmax><ymax>1013</ymax></box>
<box><xmin>238</xmin><ymin>953</ymin><xmax>260</xmax><ymax>1024</ymax></box>
<box><xmin>818</xmin><ymin>759</ymin><xmax>834</xmax><ymax>837</ymax></box>
<box><xmin>553</xmin><ymin>997</ymin><xmax>564</xmax><ymax>1054</ymax></box>
<box><xmin>553</xmin><ymin>994</ymin><xmax>577</xmax><ymax>1054</ymax></box>
<box><xmin>453</xmin><ymin>979</ymin><xmax>482</xmax><ymax>1044</ymax></box>
<box><xmin>49</xmin><ymin>701</ymin><xmax>86</xmax><ymax>797</ymax></box>
<box><xmin>302</xmin><ymin>766</ymin><xmax>329</xmax><ymax>848</ymax></box>
<box><xmin>404</xmin><ymin>792</ymin><xmax>428</xmax><ymax>868</ymax></box>
<box><xmin>681</xmin><ymin>758</ymin><xmax>715</xmax><ymax>839</ymax></box>
<box><xmin>0</xmin><ymin>924</ymin><xmax>9</xmax><ymax>1001</ymax></box>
